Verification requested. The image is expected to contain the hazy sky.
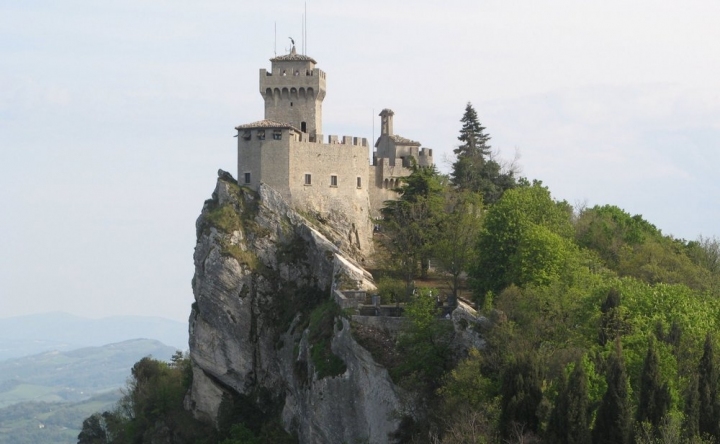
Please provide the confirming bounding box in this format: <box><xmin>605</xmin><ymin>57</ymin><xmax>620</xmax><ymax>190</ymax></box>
<box><xmin>1</xmin><ymin>1</ymin><xmax>718</xmax><ymax>322</ymax></box>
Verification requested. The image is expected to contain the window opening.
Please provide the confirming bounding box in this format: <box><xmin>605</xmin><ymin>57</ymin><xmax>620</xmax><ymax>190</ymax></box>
<box><xmin>330</xmin><ymin>175</ymin><xmax>338</xmax><ymax>187</ymax></box>
<box><xmin>244</xmin><ymin>173</ymin><xmax>251</xmax><ymax>184</ymax></box>
<box><xmin>357</xmin><ymin>177</ymin><xmax>362</xmax><ymax>188</ymax></box>
<box><xmin>304</xmin><ymin>174</ymin><xmax>312</xmax><ymax>185</ymax></box>
<box><xmin>257</xmin><ymin>130</ymin><xmax>265</xmax><ymax>140</ymax></box>
<box><xmin>301</xmin><ymin>122</ymin><xmax>307</xmax><ymax>132</ymax></box>
<box><xmin>290</xmin><ymin>102</ymin><xmax>293</xmax><ymax>107</ymax></box>
<box><xmin>242</xmin><ymin>130</ymin><xmax>251</xmax><ymax>140</ymax></box>
<box><xmin>272</xmin><ymin>130</ymin><xmax>282</xmax><ymax>140</ymax></box>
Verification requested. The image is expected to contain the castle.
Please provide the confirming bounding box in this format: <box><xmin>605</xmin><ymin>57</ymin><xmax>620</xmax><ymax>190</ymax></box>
<box><xmin>235</xmin><ymin>46</ymin><xmax>434</xmax><ymax>251</ymax></box>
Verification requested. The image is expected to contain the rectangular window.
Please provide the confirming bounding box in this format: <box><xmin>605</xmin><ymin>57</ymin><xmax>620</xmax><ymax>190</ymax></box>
<box><xmin>257</xmin><ymin>130</ymin><xmax>265</xmax><ymax>140</ymax></box>
<box><xmin>356</xmin><ymin>177</ymin><xmax>362</xmax><ymax>188</ymax></box>
<box><xmin>244</xmin><ymin>172</ymin><xmax>251</xmax><ymax>184</ymax></box>
<box><xmin>330</xmin><ymin>175</ymin><xmax>338</xmax><ymax>187</ymax></box>
<box><xmin>272</xmin><ymin>130</ymin><xmax>282</xmax><ymax>140</ymax></box>
<box><xmin>304</xmin><ymin>174</ymin><xmax>312</xmax><ymax>185</ymax></box>
<box><xmin>242</xmin><ymin>130</ymin><xmax>251</xmax><ymax>140</ymax></box>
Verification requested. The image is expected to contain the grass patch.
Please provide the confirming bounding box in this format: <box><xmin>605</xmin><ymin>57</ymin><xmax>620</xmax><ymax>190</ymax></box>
<box><xmin>222</xmin><ymin>244</ymin><xmax>258</xmax><ymax>268</ymax></box>
<box><xmin>307</xmin><ymin>301</ymin><xmax>347</xmax><ymax>379</ymax></box>
<box><xmin>206</xmin><ymin>204</ymin><xmax>242</xmax><ymax>233</ymax></box>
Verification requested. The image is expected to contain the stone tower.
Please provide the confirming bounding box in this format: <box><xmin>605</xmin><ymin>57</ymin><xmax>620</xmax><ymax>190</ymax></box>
<box><xmin>259</xmin><ymin>46</ymin><xmax>326</xmax><ymax>142</ymax></box>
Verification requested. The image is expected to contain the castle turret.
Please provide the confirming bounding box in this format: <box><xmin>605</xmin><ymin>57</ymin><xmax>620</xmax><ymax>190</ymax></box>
<box><xmin>259</xmin><ymin>46</ymin><xmax>326</xmax><ymax>142</ymax></box>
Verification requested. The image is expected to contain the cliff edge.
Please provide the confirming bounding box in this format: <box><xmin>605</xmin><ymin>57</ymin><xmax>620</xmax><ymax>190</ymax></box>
<box><xmin>186</xmin><ymin>171</ymin><xmax>402</xmax><ymax>443</ymax></box>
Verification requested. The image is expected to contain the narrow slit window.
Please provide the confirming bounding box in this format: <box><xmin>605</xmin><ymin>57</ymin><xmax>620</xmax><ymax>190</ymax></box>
<box><xmin>356</xmin><ymin>177</ymin><xmax>362</xmax><ymax>188</ymax></box>
<box><xmin>304</xmin><ymin>174</ymin><xmax>312</xmax><ymax>185</ymax></box>
<box><xmin>330</xmin><ymin>175</ymin><xmax>338</xmax><ymax>187</ymax></box>
<box><xmin>244</xmin><ymin>173</ymin><xmax>251</xmax><ymax>184</ymax></box>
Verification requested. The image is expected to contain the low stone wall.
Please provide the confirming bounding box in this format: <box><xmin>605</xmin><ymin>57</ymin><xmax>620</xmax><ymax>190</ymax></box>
<box><xmin>351</xmin><ymin>315</ymin><xmax>406</xmax><ymax>334</ymax></box>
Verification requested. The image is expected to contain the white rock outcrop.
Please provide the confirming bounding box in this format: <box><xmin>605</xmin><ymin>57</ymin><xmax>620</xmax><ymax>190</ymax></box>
<box><xmin>186</xmin><ymin>173</ymin><xmax>401</xmax><ymax>443</ymax></box>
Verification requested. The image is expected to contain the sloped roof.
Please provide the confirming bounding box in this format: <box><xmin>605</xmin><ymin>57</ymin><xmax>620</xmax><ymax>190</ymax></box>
<box><xmin>235</xmin><ymin>120</ymin><xmax>300</xmax><ymax>131</ymax></box>
<box><xmin>390</xmin><ymin>134</ymin><xmax>421</xmax><ymax>146</ymax></box>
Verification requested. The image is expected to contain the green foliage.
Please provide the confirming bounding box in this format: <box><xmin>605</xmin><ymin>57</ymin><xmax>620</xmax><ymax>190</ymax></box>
<box><xmin>380</xmin><ymin>164</ymin><xmax>446</xmax><ymax>284</ymax></box>
<box><xmin>592</xmin><ymin>342</ymin><xmax>632</xmax><ymax>444</ymax></box>
<box><xmin>499</xmin><ymin>352</ymin><xmax>543</xmax><ymax>437</ymax></box>
<box><xmin>78</xmin><ymin>355</ymin><xmax>217</xmax><ymax>444</ymax></box>
<box><xmin>547</xmin><ymin>357</ymin><xmax>591</xmax><ymax>444</ymax></box>
<box><xmin>392</xmin><ymin>288</ymin><xmax>453</xmax><ymax>392</ymax></box>
<box><xmin>206</xmin><ymin>204</ymin><xmax>243</xmax><ymax>233</ymax></box>
<box><xmin>215</xmin><ymin>389</ymin><xmax>294</xmax><ymax>444</ymax></box>
<box><xmin>220</xmin><ymin>423</ymin><xmax>260</xmax><ymax>444</ymax></box>
<box><xmin>473</xmin><ymin>182</ymin><xmax>574</xmax><ymax>296</ymax></box>
<box><xmin>437</xmin><ymin>349</ymin><xmax>500</xmax><ymax>443</ymax></box>
<box><xmin>698</xmin><ymin>333</ymin><xmax>718</xmax><ymax>439</ymax></box>
<box><xmin>307</xmin><ymin>301</ymin><xmax>347</xmax><ymax>379</ymax></box>
<box><xmin>432</xmin><ymin>190</ymin><xmax>483</xmax><ymax>298</ymax></box>
<box><xmin>376</xmin><ymin>276</ymin><xmax>406</xmax><ymax>304</ymax></box>
<box><xmin>576</xmin><ymin>205</ymin><xmax>717</xmax><ymax>292</ymax></box>
<box><xmin>451</xmin><ymin>102</ymin><xmax>516</xmax><ymax>203</ymax></box>
<box><xmin>636</xmin><ymin>339</ymin><xmax>671</xmax><ymax>436</ymax></box>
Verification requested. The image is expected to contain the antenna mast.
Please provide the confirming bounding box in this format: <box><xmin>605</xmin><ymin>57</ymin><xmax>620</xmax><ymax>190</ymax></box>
<box><xmin>274</xmin><ymin>22</ymin><xmax>277</xmax><ymax>56</ymax></box>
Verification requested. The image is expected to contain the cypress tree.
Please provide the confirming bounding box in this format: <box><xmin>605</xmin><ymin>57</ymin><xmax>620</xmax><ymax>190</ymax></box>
<box><xmin>547</xmin><ymin>358</ymin><xmax>591</xmax><ymax>444</ymax></box>
<box><xmin>636</xmin><ymin>339</ymin><xmax>670</xmax><ymax>436</ymax></box>
<box><xmin>684</xmin><ymin>373</ymin><xmax>700</xmax><ymax>440</ymax></box>
<box><xmin>592</xmin><ymin>341</ymin><xmax>631</xmax><ymax>444</ymax></box>
<box><xmin>599</xmin><ymin>288</ymin><xmax>625</xmax><ymax>346</ymax></box>
<box><xmin>499</xmin><ymin>353</ymin><xmax>543</xmax><ymax>438</ymax></box>
<box><xmin>698</xmin><ymin>332</ymin><xmax>718</xmax><ymax>439</ymax></box>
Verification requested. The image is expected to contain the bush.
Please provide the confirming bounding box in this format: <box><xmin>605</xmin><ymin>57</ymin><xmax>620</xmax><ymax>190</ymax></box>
<box><xmin>377</xmin><ymin>276</ymin><xmax>406</xmax><ymax>304</ymax></box>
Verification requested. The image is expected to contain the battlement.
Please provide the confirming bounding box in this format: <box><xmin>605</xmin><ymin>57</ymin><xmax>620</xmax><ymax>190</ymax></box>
<box><xmin>327</xmin><ymin>135</ymin><xmax>368</xmax><ymax>147</ymax></box>
<box><xmin>261</xmin><ymin>67</ymin><xmax>327</xmax><ymax>80</ymax></box>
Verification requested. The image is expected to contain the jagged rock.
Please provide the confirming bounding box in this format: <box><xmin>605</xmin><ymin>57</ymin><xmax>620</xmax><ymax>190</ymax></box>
<box><xmin>186</xmin><ymin>175</ymin><xmax>400</xmax><ymax>443</ymax></box>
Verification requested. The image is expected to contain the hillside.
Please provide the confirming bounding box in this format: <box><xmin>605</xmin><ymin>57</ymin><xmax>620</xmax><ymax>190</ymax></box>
<box><xmin>0</xmin><ymin>338</ymin><xmax>176</xmax><ymax>408</ymax></box>
<box><xmin>0</xmin><ymin>312</ymin><xmax>188</xmax><ymax>360</ymax></box>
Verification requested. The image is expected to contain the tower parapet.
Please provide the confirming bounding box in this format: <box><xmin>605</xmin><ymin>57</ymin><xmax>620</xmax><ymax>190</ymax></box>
<box><xmin>259</xmin><ymin>46</ymin><xmax>326</xmax><ymax>142</ymax></box>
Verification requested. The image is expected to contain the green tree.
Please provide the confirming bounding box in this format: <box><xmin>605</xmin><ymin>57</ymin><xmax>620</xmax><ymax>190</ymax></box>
<box><xmin>77</xmin><ymin>413</ymin><xmax>110</xmax><ymax>444</ymax></box>
<box><xmin>547</xmin><ymin>358</ymin><xmax>591</xmax><ymax>444</ymax></box>
<box><xmin>599</xmin><ymin>288</ymin><xmax>626</xmax><ymax>346</ymax></box>
<box><xmin>592</xmin><ymin>341</ymin><xmax>631</xmax><ymax>444</ymax></box>
<box><xmin>432</xmin><ymin>190</ymin><xmax>483</xmax><ymax>299</ymax></box>
<box><xmin>684</xmin><ymin>373</ymin><xmax>700</xmax><ymax>441</ymax></box>
<box><xmin>381</xmin><ymin>164</ymin><xmax>445</xmax><ymax>284</ymax></box>
<box><xmin>450</xmin><ymin>102</ymin><xmax>515</xmax><ymax>203</ymax></box>
<box><xmin>499</xmin><ymin>352</ymin><xmax>543</xmax><ymax>438</ymax></box>
<box><xmin>394</xmin><ymin>288</ymin><xmax>453</xmax><ymax>392</ymax></box>
<box><xmin>698</xmin><ymin>332</ymin><xmax>718</xmax><ymax>439</ymax></box>
<box><xmin>473</xmin><ymin>182</ymin><xmax>573</xmax><ymax>298</ymax></box>
<box><xmin>636</xmin><ymin>339</ymin><xmax>671</xmax><ymax>436</ymax></box>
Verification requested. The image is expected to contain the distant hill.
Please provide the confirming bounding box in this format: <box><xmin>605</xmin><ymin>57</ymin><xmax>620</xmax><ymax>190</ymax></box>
<box><xmin>0</xmin><ymin>338</ymin><xmax>177</xmax><ymax>408</ymax></box>
<box><xmin>0</xmin><ymin>391</ymin><xmax>121</xmax><ymax>444</ymax></box>
<box><xmin>0</xmin><ymin>312</ymin><xmax>188</xmax><ymax>360</ymax></box>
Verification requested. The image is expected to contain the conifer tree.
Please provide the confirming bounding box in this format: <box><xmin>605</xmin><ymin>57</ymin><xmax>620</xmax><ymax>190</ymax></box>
<box><xmin>599</xmin><ymin>288</ymin><xmax>625</xmax><ymax>346</ymax></box>
<box><xmin>698</xmin><ymin>332</ymin><xmax>718</xmax><ymax>439</ymax></box>
<box><xmin>450</xmin><ymin>102</ymin><xmax>514</xmax><ymax>203</ymax></box>
<box><xmin>592</xmin><ymin>341</ymin><xmax>631</xmax><ymax>444</ymax></box>
<box><xmin>636</xmin><ymin>339</ymin><xmax>670</xmax><ymax>435</ymax></box>
<box><xmin>547</xmin><ymin>358</ymin><xmax>591</xmax><ymax>444</ymax></box>
<box><xmin>684</xmin><ymin>373</ymin><xmax>700</xmax><ymax>441</ymax></box>
<box><xmin>499</xmin><ymin>353</ymin><xmax>543</xmax><ymax>438</ymax></box>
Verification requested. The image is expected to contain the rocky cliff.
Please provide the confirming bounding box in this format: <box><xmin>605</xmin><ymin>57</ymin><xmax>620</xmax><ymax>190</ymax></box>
<box><xmin>186</xmin><ymin>171</ymin><xmax>404</xmax><ymax>443</ymax></box>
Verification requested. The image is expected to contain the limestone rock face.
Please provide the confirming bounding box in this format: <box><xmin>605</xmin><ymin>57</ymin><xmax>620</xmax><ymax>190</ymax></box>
<box><xmin>186</xmin><ymin>173</ymin><xmax>401</xmax><ymax>443</ymax></box>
